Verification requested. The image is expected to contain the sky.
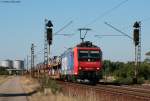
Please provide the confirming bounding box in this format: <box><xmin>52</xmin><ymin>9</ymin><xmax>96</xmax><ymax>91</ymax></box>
<box><xmin>0</xmin><ymin>0</ymin><xmax>150</xmax><ymax>64</ymax></box>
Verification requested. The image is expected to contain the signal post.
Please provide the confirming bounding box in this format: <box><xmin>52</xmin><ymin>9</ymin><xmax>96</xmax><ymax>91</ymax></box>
<box><xmin>44</xmin><ymin>19</ymin><xmax>53</xmax><ymax>75</ymax></box>
<box><xmin>133</xmin><ymin>21</ymin><xmax>141</xmax><ymax>83</ymax></box>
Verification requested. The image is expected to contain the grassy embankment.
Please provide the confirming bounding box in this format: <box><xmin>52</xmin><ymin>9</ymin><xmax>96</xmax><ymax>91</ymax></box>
<box><xmin>0</xmin><ymin>75</ymin><xmax>11</xmax><ymax>85</ymax></box>
<box><xmin>21</xmin><ymin>76</ymin><xmax>79</xmax><ymax>101</ymax></box>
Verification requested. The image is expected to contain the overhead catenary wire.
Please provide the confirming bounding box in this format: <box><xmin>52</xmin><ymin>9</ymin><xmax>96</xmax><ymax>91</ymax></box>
<box><xmin>118</xmin><ymin>17</ymin><xmax>150</xmax><ymax>31</ymax></box>
<box><xmin>55</xmin><ymin>0</ymin><xmax>129</xmax><ymax>39</ymax></box>
<box><xmin>140</xmin><ymin>17</ymin><xmax>150</xmax><ymax>22</ymax></box>
<box><xmin>85</xmin><ymin>0</ymin><xmax>129</xmax><ymax>27</ymax></box>
<box><xmin>0</xmin><ymin>0</ymin><xmax>21</xmax><ymax>3</ymax></box>
<box><xmin>92</xmin><ymin>30</ymin><xmax>126</xmax><ymax>40</ymax></box>
<box><xmin>54</xmin><ymin>21</ymin><xmax>73</xmax><ymax>35</ymax></box>
<box><xmin>53</xmin><ymin>20</ymin><xmax>78</xmax><ymax>37</ymax></box>
<box><xmin>104</xmin><ymin>22</ymin><xmax>133</xmax><ymax>40</ymax></box>
<box><xmin>54</xmin><ymin>33</ymin><xmax>74</xmax><ymax>36</ymax></box>
<box><xmin>92</xmin><ymin>29</ymin><xmax>124</xmax><ymax>37</ymax></box>
<box><xmin>95</xmin><ymin>35</ymin><xmax>124</xmax><ymax>37</ymax></box>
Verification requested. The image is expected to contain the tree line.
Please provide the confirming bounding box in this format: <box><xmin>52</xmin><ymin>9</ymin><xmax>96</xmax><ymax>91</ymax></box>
<box><xmin>101</xmin><ymin>60</ymin><xmax>150</xmax><ymax>84</ymax></box>
<box><xmin>0</xmin><ymin>67</ymin><xmax>9</xmax><ymax>75</ymax></box>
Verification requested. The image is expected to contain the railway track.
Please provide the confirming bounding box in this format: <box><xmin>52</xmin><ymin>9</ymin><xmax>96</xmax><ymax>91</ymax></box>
<box><xmin>57</xmin><ymin>81</ymin><xmax>150</xmax><ymax>101</ymax></box>
<box><xmin>96</xmin><ymin>84</ymin><xmax>150</xmax><ymax>99</ymax></box>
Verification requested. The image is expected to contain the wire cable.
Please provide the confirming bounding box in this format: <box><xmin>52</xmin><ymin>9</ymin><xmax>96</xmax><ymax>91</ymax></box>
<box><xmin>54</xmin><ymin>21</ymin><xmax>73</xmax><ymax>35</ymax></box>
<box><xmin>85</xmin><ymin>0</ymin><xmax>129</xmax><ymax>27</ymax></box>
<box><xmin>0</xmin><ymin>0</ymin><xmax>21</xmax><ymax>3</ymax></box>
<box><xmin>104</xmin><ymin>22</ymin><xmax>133</xmax><ymax>40</ymax></box>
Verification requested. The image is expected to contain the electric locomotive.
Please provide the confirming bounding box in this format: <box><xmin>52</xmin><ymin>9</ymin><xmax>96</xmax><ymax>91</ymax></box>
<box><xmin>60</xmin><ymin>41</ymin><xmax>102</xmax><ymax>84</ymax></box>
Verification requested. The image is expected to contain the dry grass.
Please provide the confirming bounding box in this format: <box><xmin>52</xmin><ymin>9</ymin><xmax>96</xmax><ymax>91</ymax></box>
<box><xmin>30</xmin><ymin>92</ymin><xmax>78</xmax><ymax>101</ymax></box>
<box><xmin>0</xmin><ymin>75</ymin><xmax>11</xmax><ymax>85</ymax></box>
<box><xmin>20</xmin><ymin>76</ymin><xmax>39</xmax><ymax>93</ymax></box>
<box><xmin>20</xmin><ymin>76</ymin><xmax>79</xmax><ymax>101</ymax></box>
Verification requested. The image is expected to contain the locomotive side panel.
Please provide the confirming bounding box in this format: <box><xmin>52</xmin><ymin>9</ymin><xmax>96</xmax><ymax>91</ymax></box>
<box><xmin>61</xmin><ymin>48</ymin><xmax>74</xmax><ymax>75</ymax></box>
<box><xmin>73</xmin><ymin>47</ymin><xmax>79</xmax><ymax>75</ymax></box>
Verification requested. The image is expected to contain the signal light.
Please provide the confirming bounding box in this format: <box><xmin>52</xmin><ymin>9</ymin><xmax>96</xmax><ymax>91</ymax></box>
<box><xmin>47</xmin><ymin>28</ymin><xmax>52</xmax><ymax>45</ymax></box>
<box><xmin>133</xmin><ymin>22</ymin><xmax>140</xmax><ymax>28</ymax></box>
<box><xmin>133</xmin><ymin>21</ymin><xmax>140</xmax><ymax>46</ymax></box>
<box><xmin>46</xmin><ymin>20</ymin><xmax>53</xmax><ymax>27</ymax></box>
<box><xmin>133</xmin><ymin>29</ymin><xmax>139</xmax><ymax>46</ymax></box>
<box><xmin>46</xmin><ymin>20</ymin><xmax>53</xmax><ymax>45</ymax></box>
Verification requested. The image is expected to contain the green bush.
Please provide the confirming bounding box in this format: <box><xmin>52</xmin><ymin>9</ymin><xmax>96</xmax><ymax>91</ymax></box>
<box><xmin>113</xmin><ymin>77</ymin><xmax>133</xmax><ymax>85</ymax></box>
<box><xmin>103</xmin><ymin>60</ymin><xmax>150</xmax><ymax>84</ymax></box>
<box><xmin>137</xmin><ymin>77</ymin><xmax>145</xmax><ymax>84</ymax></box>
<box><xmin>0</xmin><ymin>67</ymin><xmax>9</xmax><ymax>75</ymax></box>
<box><xmin>138</xmin><ymin>63</ymin><xmax>150</xmax><ymax>80</ymax></box>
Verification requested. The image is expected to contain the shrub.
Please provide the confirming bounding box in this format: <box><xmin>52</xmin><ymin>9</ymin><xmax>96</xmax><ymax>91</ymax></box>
<box><xmin>113</xmin><ymin>77</ymin><xmax>133</xmax><ymax>85</ymax></box>
<box><xmin>0</xmin><ymin>67</ymin><xmax>9</xmax><ymax>75</ymax></box>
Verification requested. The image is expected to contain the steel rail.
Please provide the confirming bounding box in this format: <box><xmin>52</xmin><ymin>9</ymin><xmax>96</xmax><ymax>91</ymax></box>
<box><xmin>57</xmin><ymin>81</ymin><xmax>150</xmax><ymax>100</ymax></box>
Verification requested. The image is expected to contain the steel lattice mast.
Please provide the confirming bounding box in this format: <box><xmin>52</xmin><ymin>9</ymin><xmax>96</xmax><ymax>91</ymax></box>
<box><xmin>44</xmin><ymin>19</ymin><xmax>48</xmax><ymax>67</ymax></box>
<box><xmin>133</xmin><ymin>21</ymin><xmax>141</xmax><ymax>83</ymax></box>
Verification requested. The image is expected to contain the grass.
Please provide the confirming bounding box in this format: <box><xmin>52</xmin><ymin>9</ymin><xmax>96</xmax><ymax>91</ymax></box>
<box><xmin>0</xmin><ymin>75</ymin><xmax>10</xmax><ymax>85</ymax></box>
<box><xmin>21</xmin><ymin>76</ymin><xmax>79</xmax><ymax>101</ymax></box>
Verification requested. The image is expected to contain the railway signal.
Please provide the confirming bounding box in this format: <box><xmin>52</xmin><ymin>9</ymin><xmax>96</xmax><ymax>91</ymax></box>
<box><xmin>44</xmin><ymin>19</ymin><xmax>73</xmax><ymax>70</ymax></box>
<box><xmin>133</xmin><ymin>21</ymin><xmax>141</xmax><ymax>83</ymax></box>
<box><xmin>44</xmin><ymin>19</ymin><xmax>53</xmax><ymax>69</ymax></box>
<box><xmin>104</xmin><ymin>21</ymin><xmax>141</xmax><ymax>83</ymax></box>
<box><xmin>133</xmin><ymin>22</ymin><xmax>140</xmax><ymax>46</ymax></box>
<box><xmin>46</xmin><ymin>20</ymin><xmax>53</xmax><ymax>45</ymax></box>
<box><xmin>47</xmin><ymin>28</ymin><xmax>53</xmax><ymax>45</ymax></box>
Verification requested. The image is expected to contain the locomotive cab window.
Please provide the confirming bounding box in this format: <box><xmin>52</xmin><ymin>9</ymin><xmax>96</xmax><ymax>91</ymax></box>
<box><xmin>78</xmin><ymin>50</ymin><xmax>101</xmax><ymax>61</ymax></box>
<box><xmin>78</xmin><ymin>50</ymin><xmax>89</xmax><ymax>58</ymax></box>
<box><xmin>89</xmin><ymin>51</ymin><xmax>100</xmax><ymax>59</ymax></box>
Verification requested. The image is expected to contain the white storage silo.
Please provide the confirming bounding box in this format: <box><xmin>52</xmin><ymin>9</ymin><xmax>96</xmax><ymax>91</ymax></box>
<box><xmin>0</xmin><ymin>60</ymin><xmax>13</xmax><ymax>68</ymax></box>
<box><xmin>13</xmin><ymin>60</ymin><xmax>24</xmax><ymax>70</ymax></box>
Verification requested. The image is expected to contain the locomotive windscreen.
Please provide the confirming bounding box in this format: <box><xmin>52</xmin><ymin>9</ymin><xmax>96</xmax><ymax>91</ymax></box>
<box><xmin>78</xmin><ymin>50</ymin><xmax>89</xmax><ymax>58</ymax></box>
<box><xmin>90</xmin><ymin>51</ymin><xmax>101</xmax><ymax>58</ymax></box>
<box><xmin>78</xmin><ymin>50</ymin><xmax>101</xmax><ymax>61</ymax></box>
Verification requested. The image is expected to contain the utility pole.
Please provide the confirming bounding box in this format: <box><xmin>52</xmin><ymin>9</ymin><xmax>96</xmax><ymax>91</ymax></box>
<box><xmin>27</xmin><ymin>55</ymin><xmax>29</xmax><ymax>72</ymax></box>
<box><xmin>31</xmin><ymin>43</ymin><xmax>35</xmax><ymax>76</ymax></box>
<box><xmin>78</xmin><ymin>28</ymin><xmax>91</xmax><ymax>42</ymax></box>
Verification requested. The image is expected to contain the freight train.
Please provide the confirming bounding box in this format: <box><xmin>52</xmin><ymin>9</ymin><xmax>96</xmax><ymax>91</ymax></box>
<box><xmin>46</xmin><ymin>41</ymin><xmax>103</xmax><ymax>84</ymax></box>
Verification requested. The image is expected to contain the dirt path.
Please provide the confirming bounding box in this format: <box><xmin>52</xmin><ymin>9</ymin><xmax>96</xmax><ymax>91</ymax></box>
<box><xmin>0</xmin><ymin>76</ymin><xmax>78</xmax><ymax>101</ymax></box>
<box><xmin>20</xmin><ymin>76</ymin><xmax>78</xmax><ymax>101</ymax></box>
<box><xmin>0</xmin><ymin>76</ymin><xmax>28</xmax><ymax>101</ymax></box>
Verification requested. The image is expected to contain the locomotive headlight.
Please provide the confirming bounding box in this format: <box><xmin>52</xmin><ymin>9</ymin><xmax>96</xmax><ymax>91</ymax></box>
<box><xmin>79</xmin><ymin>67</ymin><xmax>82</xmax><ymax>70</ymax></box>
<box><xmin>96</xmin><ymin>67</ymin><xmax>100</xmax><ymax>70</ymax></box>
<box><xmin>75</xmin><ymin>72</ymin><xmax>78</xmax><ymax>75</ymax></box>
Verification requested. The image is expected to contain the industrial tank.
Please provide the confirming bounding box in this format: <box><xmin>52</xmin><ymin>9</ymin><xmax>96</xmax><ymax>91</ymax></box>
<box><xmin>0</xmin><ymin>60</ymin><xmax>13</xmax><ymax>68</ymax></box>
<box><xmin>13</xmin><ymin>60</ymin><xmax>24</xmax><ymax>70</ymax></box>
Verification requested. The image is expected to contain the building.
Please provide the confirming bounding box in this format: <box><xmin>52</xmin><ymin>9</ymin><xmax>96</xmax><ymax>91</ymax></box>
<box><xmin>0</xmin><ymin>60</ymin><xmax>13</xmax><ymax>68</ymax></box>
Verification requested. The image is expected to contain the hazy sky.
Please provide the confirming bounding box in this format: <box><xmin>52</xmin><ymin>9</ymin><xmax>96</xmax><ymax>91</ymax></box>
<box><xmin>0</xmin><ymin>0</ymin><xmax>150</xmax><ymax>63</ymax></box>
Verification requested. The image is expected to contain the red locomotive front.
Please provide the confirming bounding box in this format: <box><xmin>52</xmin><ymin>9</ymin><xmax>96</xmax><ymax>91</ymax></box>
<box><xmin>73</xmin><ymin>41</ymin><xmax>103</xmax><ymax>84</ymax></box>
